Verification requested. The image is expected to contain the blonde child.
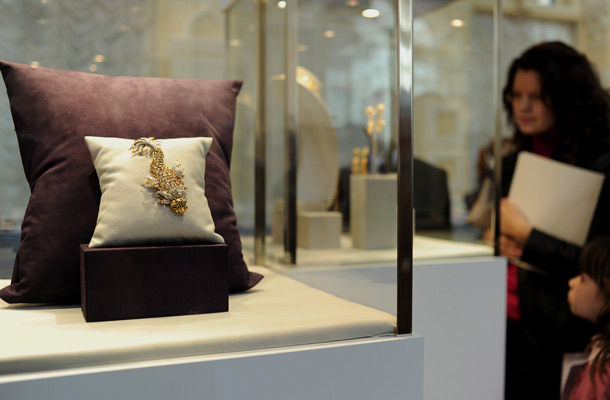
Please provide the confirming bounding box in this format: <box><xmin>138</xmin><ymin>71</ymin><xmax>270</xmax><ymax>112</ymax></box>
<box><xmin>566</xmin><ymin>236</ymin><xmax>610</xmax><ymax>399</ymax></box>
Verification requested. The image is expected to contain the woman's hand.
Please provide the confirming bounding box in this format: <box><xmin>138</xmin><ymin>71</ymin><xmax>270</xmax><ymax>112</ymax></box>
<box><xmin>498</xmin><ymin>235</ymin><xmax>524</xmax><ymax>260</ymax></box>
<box><xmin>481</xmin><ymin>227</ymin><xmax>524</xmax><ymax>259</ymax></box>
<box><xmin>500</xmin><ymin>198</ymin><xmax>532</xmax><ymax>245</ymax></box>
<box><xmin>481</xmin><ymin>199</ymin><xmax>532</xmax><ymax>259</ymax></box>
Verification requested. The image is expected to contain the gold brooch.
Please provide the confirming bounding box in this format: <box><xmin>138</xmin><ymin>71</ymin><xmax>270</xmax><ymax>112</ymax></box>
<box><xmin>130</xmin><ymin>137</ymin><xmax>188</xmax><ymax>214</ymax></box>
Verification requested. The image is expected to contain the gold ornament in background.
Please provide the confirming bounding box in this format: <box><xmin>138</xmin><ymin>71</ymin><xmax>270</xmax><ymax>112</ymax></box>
<box><xmin>351</xmin><ymin>147</ymin><xmax>361</xmax><ymax>174</ymax></box>
<box><xmin>130</xmin><ymin>137</ymin><xmax>189</xmax><ymax>214</ymax></box>
<box><xmin>360</xmin><ymin>146</ymin><xmax>370</xmax><ymax>175</ymax></box>
<box><xmin>365</xmin><ymin>105</ymin><xmax>376</xmax><ymax>136</ymax></box>
<box><xmin>363</xmin><ymin>103</ymin><xmax>385</xmax><ymax>174</ymax></box>
<box><xmin>364</xmin><ymin>103</ymin><xmax>385</xmax><ymax>136</ymax></box>
<box><xmin>374</xmin><ymin>103</ymin><xmax>386</xmax><ymax>134</ymax></box>
<box><xmin>351</xmin><ymin>147</ymin><xmax>370</xmax><ymax>175</ymax></box>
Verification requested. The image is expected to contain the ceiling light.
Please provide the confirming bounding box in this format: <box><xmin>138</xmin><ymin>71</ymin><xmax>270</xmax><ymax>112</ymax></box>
<box><xmin>362</xmin><ymin>8</ymin><xmax>380</xmax><ymax>18</ymax></box>
<box><xmin>450</xmin><ymin>19</ymin><xmax>464</xmax><ymax>28</ymax></box>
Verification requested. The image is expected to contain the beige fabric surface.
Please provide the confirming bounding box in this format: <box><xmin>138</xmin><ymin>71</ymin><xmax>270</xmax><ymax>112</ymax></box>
<box><xmin>0</xmin><ymin>266</ymin><xmax>396</xmax><ymax>375</ymax></box>
<box><xmin>86</xmin><ymin>136</ymin><xmax>224</xmax><ymax>248</ymax></box>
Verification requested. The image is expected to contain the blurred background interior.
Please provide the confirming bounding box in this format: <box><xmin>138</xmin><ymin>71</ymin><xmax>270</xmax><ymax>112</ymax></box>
<box><xmin>0</xmin><ymin>0</ymin><xmax>607</xmax><ymax>275</ymax></box>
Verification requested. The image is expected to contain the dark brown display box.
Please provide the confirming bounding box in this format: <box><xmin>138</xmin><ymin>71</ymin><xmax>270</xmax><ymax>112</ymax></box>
<box><xmin>80</xmin><ymin>244</ymin><xmax>229</xmax><ymax>322</ymax></box>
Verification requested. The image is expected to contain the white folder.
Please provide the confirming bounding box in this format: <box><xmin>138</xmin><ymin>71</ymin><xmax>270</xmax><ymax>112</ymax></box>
<box><xmin>508</xmin><ymin>151</ymin><xmax>604</xmax><ymax>246</ymax></box>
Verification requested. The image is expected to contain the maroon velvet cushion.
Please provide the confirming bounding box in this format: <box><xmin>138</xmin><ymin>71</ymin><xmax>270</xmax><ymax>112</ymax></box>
<box><xmin>0</xmin><ymin>60</ymin><xmax>262</xmax><ymax>304</ymax></box>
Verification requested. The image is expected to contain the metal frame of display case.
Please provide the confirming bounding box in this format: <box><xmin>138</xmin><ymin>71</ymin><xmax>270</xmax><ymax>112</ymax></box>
<box><xmin>395</xmin><ymin>0</ymin><xmax>414</xmax><ymax>335</ymax></box>
<box><xmin>283</xmin><ymin>1</ymin><xmax>298</xmax><ymax>266</ymax></box>
<box><xmin>493</xmin><ymin>0</ymin><xmax>503</xmax><ymax>256</ymax></box>
<box><xmin>254</xmin><ymin>0</ymin><xmax>267</xmax><ymax>266</ymax></box>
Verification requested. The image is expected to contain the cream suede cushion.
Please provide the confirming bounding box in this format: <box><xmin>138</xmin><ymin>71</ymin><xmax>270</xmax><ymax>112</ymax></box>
<box><xmin>85</xmin><ymin>136</ymin><xmax>224</xmax><ymax>247</ymax></box>
<box><xmin>0</xmin><ymin>266</ymin><xmax>396</xmax><ymax>375</ymax></box>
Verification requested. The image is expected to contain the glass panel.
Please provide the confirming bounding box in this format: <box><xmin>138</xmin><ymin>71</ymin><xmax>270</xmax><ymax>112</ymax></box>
<box><xmin>0</xmin><ymin>0</ymin><xmax>230</xmax><ymax>278</ymax></box>
<box><xmin>411</xmin><ymin>0</ymin><xmax>602</xmax><ymax>250</ymax></box>
<box><xmin>226</xmin><ymin>0</ymin><xmax>290</xmax><ymax>261</ymax></box>
<box><xmin>228</xmin><ymin>0</ymin><xmax>402</xmax><ymax>265</ymax></box>
<box><xmin>411</xmin><ymin>0</ymin><xmax>610</xmax><ymax>255</ymax></box>
<box><xmin>413</xmin><ymin>0</ymin><xmax>497</xmax><ymax>243</ymax></box>
<box><xmin>2</xmin><ymin>0</ymin><xmax>607</xmax><ymax>274</ymax></box>
<box><xmin>226</xmin><ymin>0</ymin><xmax>258</xmax><ymax>235</ymax></box>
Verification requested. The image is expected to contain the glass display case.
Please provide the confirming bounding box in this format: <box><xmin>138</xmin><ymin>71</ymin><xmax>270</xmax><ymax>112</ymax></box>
<box><xmin>0</xmin><ymin>6</ymin><xmax>423</xmax><ymax>396</ymax></box>
<box><xmin>3</xmin><ymin>1</ymin><xmax>604</xmax><ymax>397</ymax></box>
<box><xmin>222</xmin><ymin>0</ymin><xmax>606</xmax><ymax>268</ymax></box>
<box><xmin>225</xmin><ymin>0</ymin><xmax>417</xmax><ymax>335</ymax></box>
<box><xmin>412</xmin><ymin>0</ymin><xmax>583</xmax><ymax>245</ymax></box>
<box><xmin>225</xmin><ymin>0</ymin><xmax>503</xmax><ymax>270</ymax></box>
<box><xmin>1</xmin><ymin>0</ymin><xmax>604</xmax><ymax>276</ymax></box>
<box><xmin>226</xmin><ymin>0</ymin><xmax>409</xmax><ymax>267</ymax></box>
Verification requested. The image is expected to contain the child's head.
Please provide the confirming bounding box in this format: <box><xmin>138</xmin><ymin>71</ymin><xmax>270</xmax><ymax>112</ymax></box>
<box><xmin>569</xmin><ymin>237</ymin><xmax>610</xmax><ymax>381</ymax></box>
<box><xmin>568</xmin><ymin>236</ymin><xmax>610</xmax><ymax>327</ymax></box>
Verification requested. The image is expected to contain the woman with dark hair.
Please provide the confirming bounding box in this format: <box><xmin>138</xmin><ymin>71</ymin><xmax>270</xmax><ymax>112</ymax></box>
<box><xmin>495</xmin><ymin>41</ymin><xmax>610</xmax><ymax>399</ymax></box>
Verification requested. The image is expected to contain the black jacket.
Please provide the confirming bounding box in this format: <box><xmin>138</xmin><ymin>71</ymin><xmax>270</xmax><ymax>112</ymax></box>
<box><xmin>501</xmin><ymin>149</ymin><xmax>610</xmax><ymax>352</ymax></box>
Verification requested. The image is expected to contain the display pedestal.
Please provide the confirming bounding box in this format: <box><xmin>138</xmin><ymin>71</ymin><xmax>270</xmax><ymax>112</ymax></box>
<box><xmin>0</xmin><ymin>264</ymin><xmax>423</xmax><ymax>400</ymax></box>
<box><xmin>0</xmin><ymin>335</ymin><xmax>423</xmax><ymax>400</ymax></box>
<box><xmin>80</xmin><ymin>244</ymin><xmax>229</xmax><ymax>322</ymax></box>
<box><xmin>271</xmin><ymin>199</ymin><xmax>328</xmax><ymax>243</ymax></box>
<box><xmin>297</xmin><ymin>211</ymin><xmax>342</xmax><ymax>249</ymax></box>
<box><xmin>350</xmin><ymin>174</ymin><xmax>397</xmax><ymax>249</ymax></box>
<box><xmin>278</xmin><ymin>255</ymin><xmax>506</xmax><ymax>400</ymax></box>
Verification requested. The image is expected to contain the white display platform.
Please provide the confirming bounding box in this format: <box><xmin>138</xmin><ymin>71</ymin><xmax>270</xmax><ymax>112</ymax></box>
<box><xmin>297</xmin><ymin>211</ymin><xmax>342</xmax><ymax>249</ymax></box>
<box><xmin>243</xmin><ymin>233</ymin><xmax>493</xmax><ymax>267</ymax></box>
<box><xmin>252</xmin><ymin>236</ymin><xmax>506</xmax><ymax>400</ymax></box>
<box><xmin>0</xmin><ymin>267</ymin><xmax>396</xmax><ymax>375</ymax></box>
<box><xmin>0</xmin><ymin>266</ymin><xmax>424</xmax><ymax>400</ymax></box>
<box><xmin>350</xmin><ymin>174</ymin><xmax>397</xmax><ymax>249</ymax></box>
<box><xmin>1</xmin><ymin>335</ymin><xmax>423</xmax><ymax>400</ymax></box>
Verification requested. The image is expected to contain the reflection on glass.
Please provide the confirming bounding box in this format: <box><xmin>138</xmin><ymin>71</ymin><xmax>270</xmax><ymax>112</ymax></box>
<box><xmin>411</xmin><ymin>0</ymin><xmax>599</xmax><ymax>245</ymax></box>
<box><xmin>0</xmin><ymin>0</ymin><xmax>607</xmax><ymax>275</ymax></box>
<box><xmin>229</xmin><ymin>0</ymin><xmax>399</xmax><ymax>257</ymax></box>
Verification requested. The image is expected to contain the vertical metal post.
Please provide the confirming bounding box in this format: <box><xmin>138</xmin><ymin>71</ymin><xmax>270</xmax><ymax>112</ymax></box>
<box><xmin>254</xmin><ymin>0</ymin><xmax>267</xmax><ymax>265</ymax></box>
<box><xmin>283</xmin><ymin>0</ymin><xmax>297</xmax><ymax>265</ymax></box>
<box><xmin>492</xmin><ymin>0</ymin><xmax>503</xmax><ymax>256</ymax></box>
<box><xmin>396</xmin><ymin>0</ymin><xmax>413</xmax><ymax>335</ymax></box>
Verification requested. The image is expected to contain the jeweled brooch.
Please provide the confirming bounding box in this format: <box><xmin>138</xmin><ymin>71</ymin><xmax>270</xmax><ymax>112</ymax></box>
<box><xmin>130</xmin><ymin>137</ymin><xmax>188</xmax><ymax>214</ymax></box>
